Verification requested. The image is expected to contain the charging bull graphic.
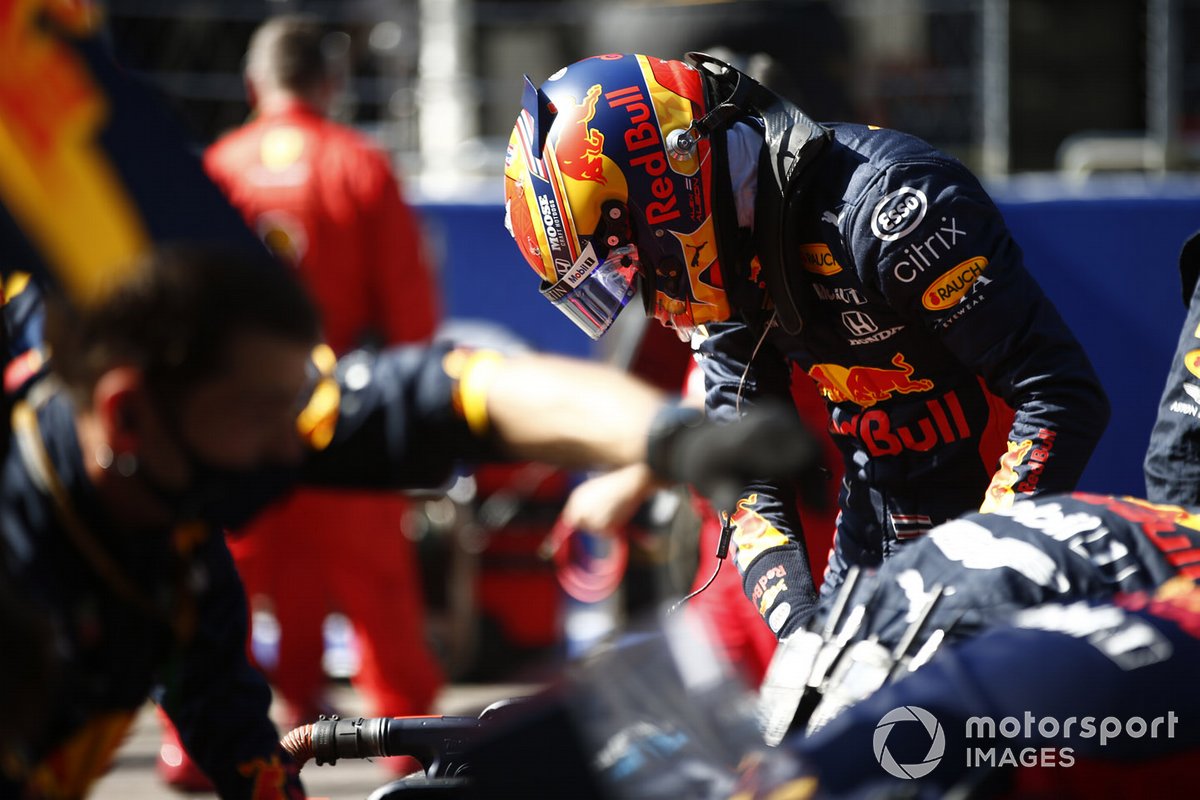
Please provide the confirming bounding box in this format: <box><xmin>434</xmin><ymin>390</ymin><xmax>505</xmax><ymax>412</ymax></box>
<box><xmin>552</xmin><ymin>83</ymin><xmax>607</xmax><ymax>185</ymax></box>
<box><xmin>808</xmin><ymin>353</ymin><xmax>934</xmax><ymax>408</ymax></box>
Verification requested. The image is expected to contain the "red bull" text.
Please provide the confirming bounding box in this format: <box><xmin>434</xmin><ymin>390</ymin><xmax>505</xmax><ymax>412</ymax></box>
<box><xmin>1079</xmin><ymin>494</ymin><xmax>1200</xmax><ymax>580</ymax></box>
<box><xmin>829</xmin><ymin>390</ymin><xmax>973</xmax><ymax>457</ymax></box>
<box><xmin>605</xmin><ymin>84</ymin><xmax>681</xmax><ymax>225</ymax></box>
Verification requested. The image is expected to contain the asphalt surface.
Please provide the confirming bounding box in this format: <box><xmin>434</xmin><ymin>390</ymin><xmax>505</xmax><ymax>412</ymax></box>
<box><xmin>90</xmin><ymin>683</ymin><xmax>540</xmax><ymax>800</ymax></box>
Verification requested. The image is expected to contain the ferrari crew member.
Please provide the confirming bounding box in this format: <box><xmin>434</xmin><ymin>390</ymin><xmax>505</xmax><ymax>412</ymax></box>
<box><xmin>205</xmin><ymin>14</ymin><xmax>444</xmax><ymax>748</ymax></box>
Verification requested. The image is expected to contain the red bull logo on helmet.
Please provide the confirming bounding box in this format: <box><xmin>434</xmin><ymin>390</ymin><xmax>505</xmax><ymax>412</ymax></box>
<box><xmin>605</xmin><ymin>80</ymin><xmax>682</xmax><ymax>225</ymax></box>
<box><xmin>550</xmin><ymin>83</ymin><xmax>607</xmax><ymax>185</ymax></box>
<box><xmin>506</xmin><ymin>53</ymin><xmax>723</xmax><ymax>326</ymax></box>
<box><xmin>807</xmin><ymin>353</ymin><xmax>934</xmax><ymax>408</ymax></box>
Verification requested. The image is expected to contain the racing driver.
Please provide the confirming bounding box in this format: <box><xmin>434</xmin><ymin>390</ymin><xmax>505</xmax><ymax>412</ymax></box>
<box><xmin>502</xmin><ymin>51</ymin><xmax>1110</xmax><ymax>638</ymax></box>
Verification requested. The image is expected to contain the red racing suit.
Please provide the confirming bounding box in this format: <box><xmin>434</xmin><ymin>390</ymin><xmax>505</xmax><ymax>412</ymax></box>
<box><xmin>205</xmin><ymin>101</ymin><xmax>444</xmax><ymax>727</ymax></box>
<box><xmin>697</xmin><ymin>73</ymin><xmax>1110</xmax><ymax>638</ymax></box>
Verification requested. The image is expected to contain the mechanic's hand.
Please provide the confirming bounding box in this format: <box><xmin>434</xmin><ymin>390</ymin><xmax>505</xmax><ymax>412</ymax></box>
<box><xmin>645</xmin><ymin>400</ymin><xmax>823</xmax><ymax>512</ymax></box>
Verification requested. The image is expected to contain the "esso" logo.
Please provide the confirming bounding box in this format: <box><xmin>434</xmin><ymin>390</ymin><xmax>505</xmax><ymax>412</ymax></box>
<box><xmin>871</xmin><ymin>187</ymin><xmax>928</xmax><ymax>242</ymax></box>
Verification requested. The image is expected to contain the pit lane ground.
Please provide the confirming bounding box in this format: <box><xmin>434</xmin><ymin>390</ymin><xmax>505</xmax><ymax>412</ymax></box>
<box><xmin>92</xmin><ymin>682</ymin><xmax>540</xmax><ymax>800</ymax></box>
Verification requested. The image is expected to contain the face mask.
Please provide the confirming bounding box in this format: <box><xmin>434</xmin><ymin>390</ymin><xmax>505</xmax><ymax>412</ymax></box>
<box><xmin>136</xmin><ymin>406</ymin><xmax>299</xmax><ymax>529</ymax></box>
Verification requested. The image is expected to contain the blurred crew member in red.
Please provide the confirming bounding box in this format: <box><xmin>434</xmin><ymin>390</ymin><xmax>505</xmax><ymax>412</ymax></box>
<box><xmin>203</xmin><ymin>13</ymin><xmax>444</xmax><ymax>769</ymax></box>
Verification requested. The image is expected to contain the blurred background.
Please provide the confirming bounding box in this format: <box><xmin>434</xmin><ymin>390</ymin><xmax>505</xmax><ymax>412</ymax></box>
<box><xmin>98</xmin><ymin>0</ymin><xmax>1200</xmax><ymax>319</ymax></box>
<box><xmin>105</xmin><ymin>0</ymin><xmax>1200</xmax><ymax>187</ymax></box>
<box><xmin>83</xmin><ymin>5</ymin><xmax>1200</xmax><ymax>794</ymax></box>
<box><xmin>95</xmin><ymin>0</ymin><xmax>1200</xmax><ymax>660</ymax></box>
<box><xmin>90</xmin><ymin>0</ymin><xmax>1200</xmax><ymax>664</ymax></box>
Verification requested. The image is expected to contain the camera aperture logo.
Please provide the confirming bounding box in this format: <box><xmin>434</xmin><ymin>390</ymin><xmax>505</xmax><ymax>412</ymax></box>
<box><xmin>873</xmin><ymin>705</ymin><xmax>1180</xmax><ymax>778</ymax></box>
<box><xmin>873</xmin><ymin>705</ymin><xmax>945</xmax><ymax>779</ymax></box>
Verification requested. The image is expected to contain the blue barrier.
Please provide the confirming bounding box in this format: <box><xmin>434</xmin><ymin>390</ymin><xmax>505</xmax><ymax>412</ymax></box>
<box><xmin>418</xmin><ymin>180</ymin><xmax>1200</xmax><ymax>497</ymax></box>
<box><xmin>418</xmin><ymin>201</ymin><xmax>596</xmax><ymax>360</ymax></box>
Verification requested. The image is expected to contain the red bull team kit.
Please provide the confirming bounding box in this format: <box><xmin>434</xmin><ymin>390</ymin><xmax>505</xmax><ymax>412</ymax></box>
<box><xmin>760</xmin><ymin>493</ymin><xmax>1200</xmax><ymax>796</ymax></box>
<box><xmin>0</xmin><ymin>343</ymin><xmax>503</xmax><ymax>798</ymax></box>
<box><xmin>1145</xmin><ymin>229</ymin><xmax>1200</xmax><ymax>505</ymax></box>
<box><xmin>696</xmin><ymin>92</ymin><xmax>1110</xmax><ymax>636</ymax></box>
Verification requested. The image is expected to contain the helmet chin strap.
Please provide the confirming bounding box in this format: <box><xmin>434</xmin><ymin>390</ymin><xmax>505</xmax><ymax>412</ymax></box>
<box><xmin>665</xmin><ymin>51</ymin><xmax>763</xmax><ymax>161</ymax></box>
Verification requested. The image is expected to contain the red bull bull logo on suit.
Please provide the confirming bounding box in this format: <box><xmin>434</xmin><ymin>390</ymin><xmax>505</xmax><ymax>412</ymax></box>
<box><xmin>808</xmin><ymin>353</ymin><xmax>934</xmax><ymax>408</ymax></box>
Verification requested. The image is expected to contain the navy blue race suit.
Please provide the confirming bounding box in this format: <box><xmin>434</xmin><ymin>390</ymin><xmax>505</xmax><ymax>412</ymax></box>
<box><xmin>1145</xmin><ymin>230</ymin><xmax>1200</xmax><ymax>504</ymax></box>
<box><xmin>699</xmin><ymin>78</ymin><xmax>1110</xmax><ymax>638</ymax></box>
<box><xmin>0</xmin><ymin>343</ymin><xmax>499</xmax><ymax>799</ymax></box>
<box><xmin>779</xmin><ymin>580</ymin><xmax>1200</xmax><ymax>799</ymax></box>
<box><xmin>809</xmin><ymin>491</ymin><xmax>1200</xmax><ymax>653</ymax></box>
<box><xmin>755</xmin><ymin>491</ymin><xmax>1200</xmax><ymax>753</ymax></box>
<box><xmin>433</xmin><ymin>495</ymin><xmax>1200</xmax><ymax>799</ymax></box>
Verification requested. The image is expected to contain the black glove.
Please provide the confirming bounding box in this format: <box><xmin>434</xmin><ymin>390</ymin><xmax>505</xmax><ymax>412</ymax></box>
<box><xmin>645</xmin><ymin>400</ymin><xmax>824</xmax><ymax>512</ymax></box>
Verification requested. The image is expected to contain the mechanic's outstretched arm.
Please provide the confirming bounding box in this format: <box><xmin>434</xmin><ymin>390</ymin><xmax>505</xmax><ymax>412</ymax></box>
<box><xmin>480</xmin><ymin>351</ymin><xmax>820</xmax><ymax>504</ymax></box>
<box><xmin>300</xmin><ymin>343</ymin><xmax>820</xmax><ymax>509</ymax></box>
<box><xmin>479</xmin><ymin>352</ymin><xmax>665</xmax><ymax>468</ymax></box>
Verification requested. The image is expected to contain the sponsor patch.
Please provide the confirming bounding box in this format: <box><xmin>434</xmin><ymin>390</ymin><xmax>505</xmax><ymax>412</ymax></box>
<box><xmin>829</xmin><ymin>390</ymin><xmax>972</xmax><ymax>457</ymax></box>
<box><xmin>813</xmin><ymin>283</ymin><xmax>867</xmax><ymax>305</ymax></box>
<box><xmin>849</xmin><ymin>325</ymin><xmax>904</xmax><ymax>346</ymax></box>
<box><xmin>923</xmin><ymin>257</ymin><xmax>989</xmax><ymax>311</ymax></box>
<box><xmin>841</xmin><ymin>310</ymin><xmax>877</xmax><ymax>337</ymax></box>
<box><xmin>871</xmin><ymin>187</ymin><xmax>928</xmax><ymax>241</ymax></box>
<box><xmin>798</xmin><ymin>242</ymin><xmax>843</xmax><ymax>275</ymax></box>
<box><xmin>890</xmin><ymin>216</ymin><xmax>966</xmax><ymax>283</ymax></box>
<box><xmin>542</xmin><ymin>242</ymin><xmax>600</xmax><ymax>301</ymax></box>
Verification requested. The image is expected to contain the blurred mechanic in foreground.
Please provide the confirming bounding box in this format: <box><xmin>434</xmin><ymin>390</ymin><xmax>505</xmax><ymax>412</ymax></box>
<box><xmin>0</xmin><ymin>244</ymin><xmax>818</xmax><ymax>799</ymax></box>
<box><xmin>447</xmin><ymin>492</ymin><xmax>1200</xmax><ymax>799</ymax></box>
<box><xmin>204</xmin><ymin>15</ymin><xmax>445</xmax><ymax>775</ymax></box>
<box><xmin>504</xmin><ymin>52</ymin><xmax>1110</xmax><ymax>639</ymax></box>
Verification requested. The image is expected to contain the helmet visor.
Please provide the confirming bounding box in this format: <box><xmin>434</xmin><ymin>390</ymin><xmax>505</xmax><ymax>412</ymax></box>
<box><xmin>541</xmin><ymin>243</ymin><xmax>640</xmax><ymax>340</ymax></box>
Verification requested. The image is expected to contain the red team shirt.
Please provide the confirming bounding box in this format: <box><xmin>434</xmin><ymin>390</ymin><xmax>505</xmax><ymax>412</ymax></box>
<box><xmin>205</xmin><ymin>99</ymin><xmax>438</xmax><ymax>352</ymax></box>
<box><xmin>205</xmin><ymin>100</ymin><xmax>444</xmax><ymax>735</ymax></box>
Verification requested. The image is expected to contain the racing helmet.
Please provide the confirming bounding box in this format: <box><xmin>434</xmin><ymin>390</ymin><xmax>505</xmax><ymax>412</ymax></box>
<box><xmin>504</xmin><ymin>53</ymin><xmax>731</xmax><ymax>340</ymax></box>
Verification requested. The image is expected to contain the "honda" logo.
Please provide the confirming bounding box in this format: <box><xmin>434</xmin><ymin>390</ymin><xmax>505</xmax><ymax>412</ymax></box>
<box><xmin>841</xmin><ymin>310</ymin><xmax>878</xmax><ymax>337</ymax></box>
